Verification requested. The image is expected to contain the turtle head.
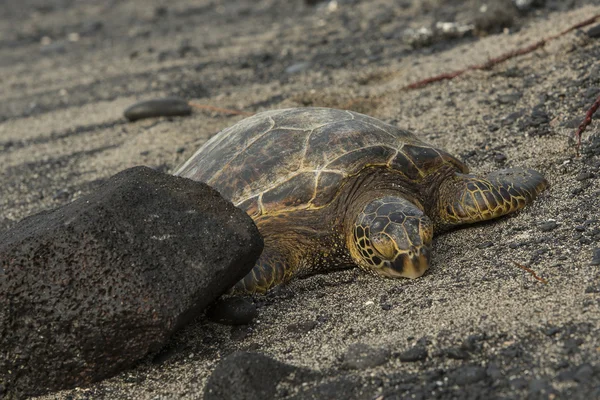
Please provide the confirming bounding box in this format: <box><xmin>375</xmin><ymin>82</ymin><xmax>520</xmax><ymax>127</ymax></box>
<box><xmin>351</xmin><ymin>196</ymin><xmax>433</xmax><ymax>279</ymax></box>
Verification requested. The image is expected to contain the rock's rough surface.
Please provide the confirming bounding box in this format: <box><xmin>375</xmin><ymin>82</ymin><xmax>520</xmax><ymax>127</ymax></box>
<box><xmin>0</xmin><ymin>166</ymin><xmax>263</xmax><ymax>398</ymax></box>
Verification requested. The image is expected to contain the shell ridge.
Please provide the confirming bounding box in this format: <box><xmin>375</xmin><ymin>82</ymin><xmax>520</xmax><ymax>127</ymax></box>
<box><xmin>356</xmin><ymin>119</ymin><xmax>400</xmax><ymax>142</ymax></box>
<box><xmin>234</xmin><ymin>166</ymin><xmax>345</xmax><ymax>209</ymax></box>
<box><xmin>324</xmin><ymin>144</ymin><xmax>393</xmax><ymax>170</ymax></box>
<box><xmin>299</xmin><ymin>128</ymin><xmax>316</xmax><ymax>169</ymax></box>
<box><xmin>207</xmin><ymin>115</ymin><xmax>277</xmax><ymax>186</ymax></box>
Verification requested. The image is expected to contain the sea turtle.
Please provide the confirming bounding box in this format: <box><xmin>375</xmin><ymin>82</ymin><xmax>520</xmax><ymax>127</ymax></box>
<box><xmin>175</xmin><ymin>107</ymin><xmax>547</xmax><ymax>294</ymax></box>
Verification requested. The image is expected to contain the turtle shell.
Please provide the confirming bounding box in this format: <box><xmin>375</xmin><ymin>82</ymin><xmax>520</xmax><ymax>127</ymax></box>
<box><xmin>174</xmin><ymin>107</ymin><xmax>468</xmax><ymax>217</ymax></box>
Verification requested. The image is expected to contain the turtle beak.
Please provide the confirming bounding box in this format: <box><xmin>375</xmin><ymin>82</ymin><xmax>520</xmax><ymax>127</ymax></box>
<box><xmin>382</xmin><ymin>247</ymin><xmax>430</xmax><ymax>279</ymax></box>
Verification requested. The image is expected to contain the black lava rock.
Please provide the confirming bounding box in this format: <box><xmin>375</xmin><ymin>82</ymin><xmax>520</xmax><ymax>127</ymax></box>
<box><xmin>520</xmin><ymin>106</ymin><xmax>550</xmax><ymax>131</ymax></box>
<box><xmin>124</xmin><ymin>97</ymin><xmax>192</xmax><ymax>121</ymax></box>
<box><xmin>204</xmin><ymin>352</ymin><xmax>315</xmax><ymax>400</ymax></box>
<box><xmin>341</xmin><ymin>343</ymin><xmax>390</xmax><ymax>370</ymax></box>
<box><xmin>539</xmin><ymin>220</ymin><xmax>558</xmax><ymax>232</ymax></box>
<box><xmin>573</xmin><ymin>364</ymin><xmax>594</xmax><ymax>383</ymax></box>
<box><xmin>587</xmin><ymin>23</ymin><xmax>600</xmax><ymax>39</ymax></box>
<box><xmin>513</xmin><ymin>0</ymin><xmax>545</xmax><ymax>12</ymax></box>
<box><xmin>445</xmin><ymin>347</ymin><xmax>470</xmax><ymax>360</ymax></box>
<box><xmin>398</xmin><ymin>345</ymin><xmax>428</xmax><ymax>362</ymax></box>
<box><xmin>494</xmin><ymin>153</ymin><xmax>507</xmax><ymax>164</ymax></box>
<box><xmin>473</xmin><ymin>0</ymin><xmax>517</xmax><ymax>34</ymax></box>
<box><xmin>207</xmin><ymin>297</ymin><xmax>258</xmax><ymax>326</ymax></box>
<box><xmin>450</xmin><ymin>365</ymin><xmax>487</xmax><ymax>385</ymax></box>
<box><xmin>287</xmin><ymin>320</ymin><xmax>318</xmax><ymax>334</ymax></box>
<box><xmin>591</xmin><ymin>248</ymin><xmax>600</xmax><ymax>266</ymax></box>
<box><xmin>497</xmin><ymin>92</ymin><xmax>522</xmax><ymax>104</ymax></box>
<box><xmin>0</xmin><ymin>166</ymin><xmax>263</xmax><ymax>398</ymax></box>
<box><xmin>576</xmin><ymin>172</ymin><xmax>595</xmax><ymax>181</ymax></box>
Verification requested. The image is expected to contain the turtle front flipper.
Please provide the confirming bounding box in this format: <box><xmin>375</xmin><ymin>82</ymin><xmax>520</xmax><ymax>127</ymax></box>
<box><xmin>438</xmin><ymin>168</ymin><xmax>548</xmax><ymax>226</ymax></box>
<box><xmin>230</xmin><ymin>244</ymin><xmax>296</xmax><ymax>294</ymax></box>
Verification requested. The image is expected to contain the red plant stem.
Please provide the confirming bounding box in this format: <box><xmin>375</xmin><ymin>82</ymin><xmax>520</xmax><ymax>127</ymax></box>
<box><xmin>512</xmin><ymin>262</ymin><xmax>548</xmax><ymax>284</ymax></box>
<box><xmin>575</xmin><ymin>94</ymin><xmax>600</xmax><ymax>149</ymax></box>
<box><xmin>404</xmin><ymin>14</ymin><xmax>600</xmax><ymax>90</ymax></box>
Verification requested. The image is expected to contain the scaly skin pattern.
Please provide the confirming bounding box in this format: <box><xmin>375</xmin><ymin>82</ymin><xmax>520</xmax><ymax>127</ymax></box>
<box><xmin>352</xmin><ymin>196</ymin><xmax>432</xmax><ymax>279</ymax></box>
<box><xmin>438</xmin><ymin>169</ymin><xmax>548</xmax><ymax>226</ymax></box>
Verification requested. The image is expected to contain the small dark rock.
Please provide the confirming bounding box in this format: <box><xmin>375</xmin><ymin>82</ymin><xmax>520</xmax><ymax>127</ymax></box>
<box><xmin>497</xmin><ymin>92</ymin><xmax>522</xmax><ymax>104</ymax></box>
<box><xmin>474</xmin><ymin>0</ymin><xmax>517</xmax><ymax>34</ymax></box>
<box><xmin>0</xmin><ymin>167</ymin><xmax>263</xmax><ymax>398</ymax></box>
<box><xmin>486</xmin><ymin>363</ymin><xmax>503</xmax><ymax>380</ymax></box>
<box><xmin>501</xmin><ymin>110</ymin><xmax>525</xmax><ymax>126</ymax></box>
<box><xmin>178</xmin><ymin>39</ymin><xmax>200</xmax><ymax>57</ymax></box>
<box><xmin>154</xmin><ymin>6</ymin><xmax>168</xmax><ymax>17</ymax></box>
<box><xmin>204</xmin><ymin>352</ymin><xmax>316</xmax><ymax>400</ymax></box>
<box><xmin>207</xmin><ymin>297</ymin><xmax>258</xmax><ymax>326</ymax></box>
<box><xmin>556</xmin><ymin>369</ymin><xmax>576</xmax><ymax>381</ymax></box>
<box><xmin>124</xmin><ymin>97</ymin><xmax>192</xmax><ymax>121</ymax></box>
<box><xmin>342</xmin><ymin>343</ymin><xmax>390</xmax><ymax>370</ymax></box>
<box><xmin>451</xmin><ymin>365</ymin><xmax>487</xmax><ymax>385</ymax></box>
<box><xmin>591</xmin><ymin>248</ymin><xmax>600</xmax><ymax>266</ymax></box>
<box><xmin>543</xmin><ymin>326</ymin><xmax>561</xmax><ymax>336</ymax></box>
<box><xmin>576</xmin><ymin>171</ymin><xmax>594</xmax><ymax>181</ymax></box>
<box><xmin>585</xmin><ymin>285</ymin><xmax>600</xmax><ymax>294</ymax></box>
<box><xmin>554</xmin><ymin>360</ymin><xmax>569</xmax><ymax>370</ymax></box>
<box><xmin>561</xmin><ymin>116</ymin><xmax>583</xmax><ymax>129</ymax></box>
<box><xmin>463</xmin><ymin>334</ymin><xmax>486</xmax><ymax>351</ymax></box>
<box><xmin>520</xmin><ymin>107</ymin><xmax>550</xmax><ymax>131</ymax></box>
<box><xmin>513</xmin><ymin>0</ymin><xmax>545</xmax><ymax>12</ymax></box>
<box><xmin>528</xmin><ymin>378</ymin><xmax>553</xmax><ymax>396</ymax></box>
<box><xmin>538</xmin><ymin>220</ymin><xmax>558</xmax><ymax>232</ymax></box>
<box><xmin>494</xmin><ymin>153</ymin><xmax>507</xmax><ymax>163</ymax></box>
<box><xmin>445</xmin><ymin>347</ymin><xmax>470</xmax><ymax>360</ymax></box>
<box><xmin>230</xmin><ymin>326</ymin><xmax>252</xmax><ymax>341</ymax></box>
<box><xmin>287</xmin><ymin>320</ymin><xmax>318</xmax><ymax>334</ymax></box>
<box><xmin>80</xmin><ymin>20</ymin><xmax>104</xmax><ymax>35</ymax></box>
<box><xmin>564</xmin><ymin>337</ymin><xmax>583</xmax><ymax>354</ymax></box>
<box><xmin>573</xmin><ymin>363</ymin><xmax>594</xmax><ymax>382</ymax></box>
<box><xmin>398</xmin><ymin>345</ymin><xmax>428</xmax><ymax>362</ymax></box>
<box><xmin>157</xmin><ymin>50</ymin><xmax>175</xmax><ymax>61</ymax></box>
<box><xmin>477</xmin><ymin>241</ymin><xmax>494</xmax><ymax>249</ymax></box>
<box><xmin>587</xmin><ymin>23</ymin><xmax>600</xmax><ymax>39</ymax></box>
<box><xmin>510</xmin><ymin>377</ymin><xmax>529</xmax><ymax>390</ymax></box>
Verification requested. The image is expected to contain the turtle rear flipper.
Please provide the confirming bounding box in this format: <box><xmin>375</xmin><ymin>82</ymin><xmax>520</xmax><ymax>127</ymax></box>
<box><xmin>438</xmin><ymin>168</ymin><xmax>548</xmax><ymax>226</ymax></box>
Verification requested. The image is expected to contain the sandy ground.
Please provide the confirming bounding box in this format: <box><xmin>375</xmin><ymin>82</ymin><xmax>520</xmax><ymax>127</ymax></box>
<box><xmin>1</xmin><ymin>0</ymin><xmax>600</xmax><ymax>398</ymax></box>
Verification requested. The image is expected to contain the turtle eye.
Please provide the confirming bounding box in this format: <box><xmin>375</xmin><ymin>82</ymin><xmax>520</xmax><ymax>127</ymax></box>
<box><xmin>370</xmin><ymin>233</ymin><xmax>397</xmax><ymax>260</ymax></box>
